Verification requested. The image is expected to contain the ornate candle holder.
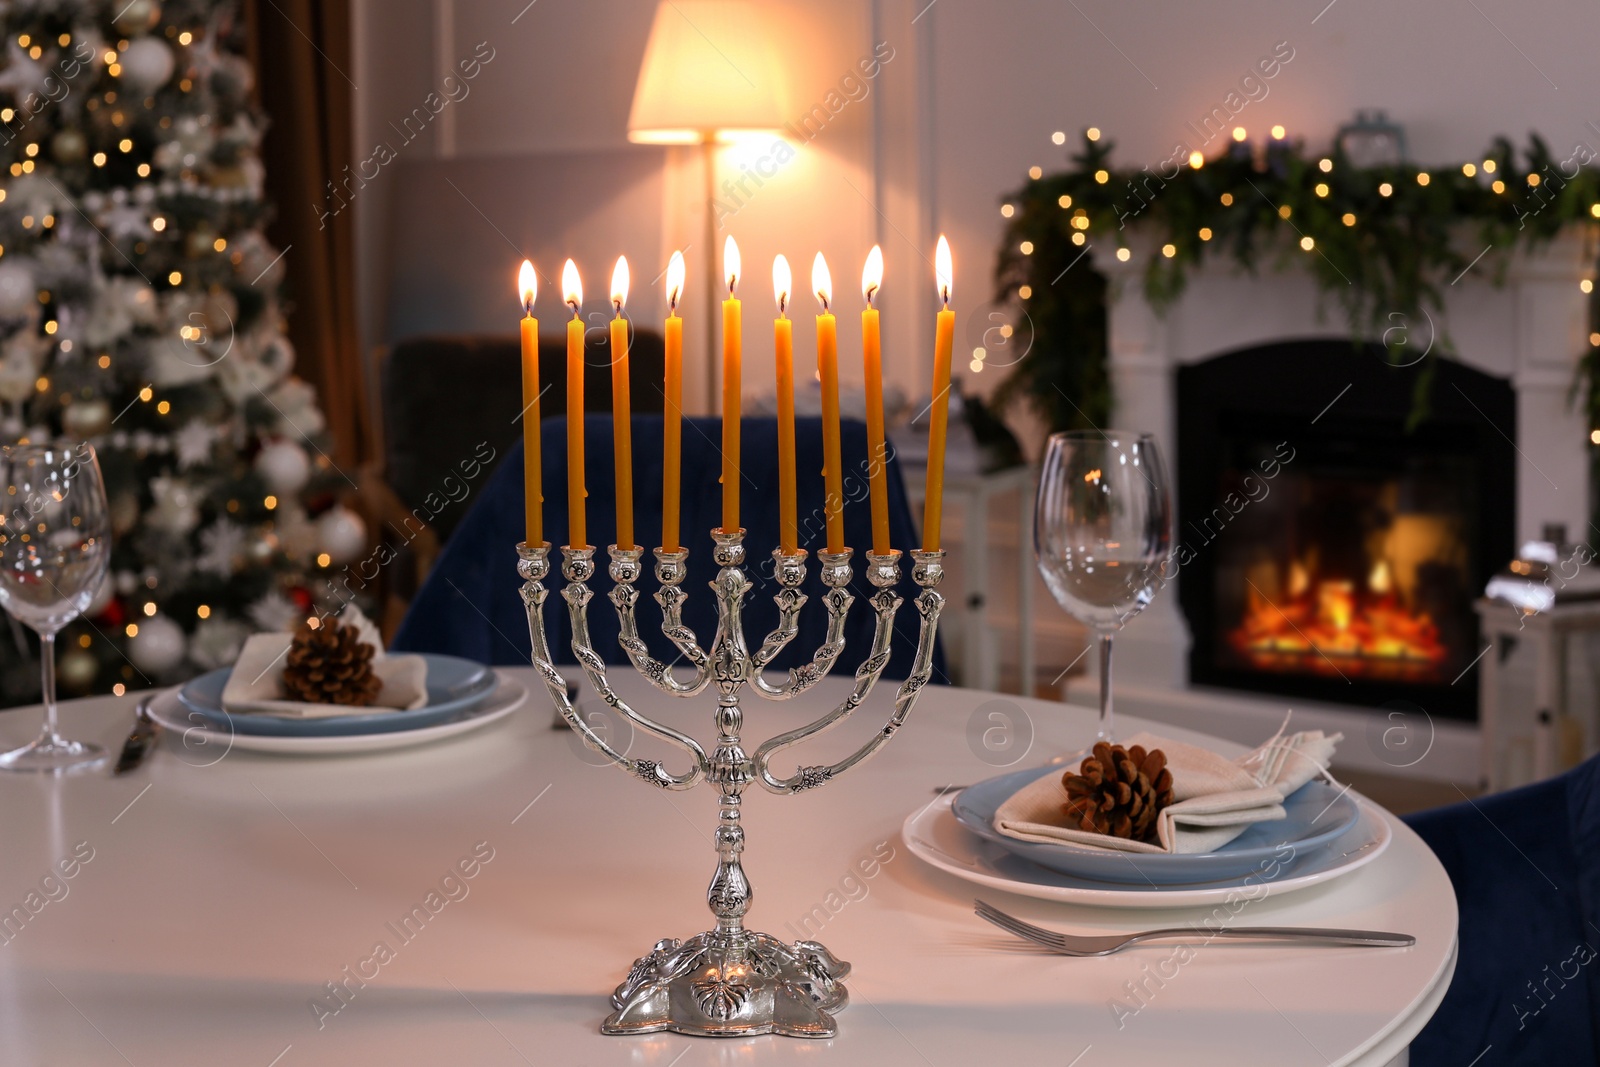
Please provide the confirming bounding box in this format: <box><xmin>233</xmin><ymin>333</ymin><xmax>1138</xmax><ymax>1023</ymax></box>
<box><xmin>518</xmin><ymin>529</ymin><xmax>944</xmax><ymax>1038</ymax></box>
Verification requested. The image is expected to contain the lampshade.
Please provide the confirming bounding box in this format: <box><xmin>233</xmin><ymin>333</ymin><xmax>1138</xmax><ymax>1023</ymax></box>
<box><xmin>627</xmin><ymin>0</ymin><xmax>786</xmax><ymax>144</ymax></box>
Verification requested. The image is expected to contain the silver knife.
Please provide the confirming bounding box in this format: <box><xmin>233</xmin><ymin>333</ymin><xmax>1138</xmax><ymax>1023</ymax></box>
<box><xmin>113</xmin><ymin>696</ymin><xmax>160</xmax><ymax>775</ymax></box>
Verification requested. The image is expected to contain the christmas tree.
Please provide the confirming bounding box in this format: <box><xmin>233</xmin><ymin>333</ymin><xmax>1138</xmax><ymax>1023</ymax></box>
<box><xmin>0</xmin><ymin>0</ymin><xmax>357</xmax><ymax>703</ymax></box>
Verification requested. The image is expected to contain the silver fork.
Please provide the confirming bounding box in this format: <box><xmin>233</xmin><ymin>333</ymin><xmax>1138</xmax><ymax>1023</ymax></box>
<box><xmin>974</xmin><ymin>899</ymin><xmax>1415</xmax><ymax>957</ymax></box>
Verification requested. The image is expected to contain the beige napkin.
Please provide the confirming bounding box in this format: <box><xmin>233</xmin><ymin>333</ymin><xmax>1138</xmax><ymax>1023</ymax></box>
<box><xmin>994</xmin><ymin>727</ymin><xmax>1341</xmax><ymax>854</ymax></box>
<box><xmin>220</xmin><ymin>606</ymin><xmax>428</xmax><ymax>718</ymax></box>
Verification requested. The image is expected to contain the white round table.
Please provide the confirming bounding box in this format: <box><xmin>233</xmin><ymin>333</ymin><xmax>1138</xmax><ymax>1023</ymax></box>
<box><xmin>0</xmin><ymin>671</ymin><xmax>1454</xmax><ymax>1066</ymax></box>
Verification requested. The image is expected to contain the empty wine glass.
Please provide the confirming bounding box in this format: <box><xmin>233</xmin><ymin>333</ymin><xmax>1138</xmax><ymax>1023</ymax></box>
<box><xmin>0</xmin><ymin>442</ymin><xmax>113</xmax><ymax>771</ymax></box>
<box><xmin>1035</xmin><ymin>431</ymin><xmax>1173</xmax><ymax>742</ymax></box>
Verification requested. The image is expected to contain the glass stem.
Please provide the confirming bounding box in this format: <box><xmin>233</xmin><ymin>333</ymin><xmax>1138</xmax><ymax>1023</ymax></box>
<box><xmin>1097</xmin><ymin>632</ymin><xmax>1114</xmax><ymax>742</ymax></box>
<box><xmin>39</xmin><ymin>631</ymin><xmax>59</xmax><ymax>743</ymax></box>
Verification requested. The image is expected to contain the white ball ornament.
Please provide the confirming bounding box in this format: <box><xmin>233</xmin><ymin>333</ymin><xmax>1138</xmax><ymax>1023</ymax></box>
<box><xmin>315</xmin><ymin>505</ymin><xmax>367</xmax><ymax>566</ymax></box>
<box><xmin>254</xmin><ymin>439</ymin><xmax>311</xmax><ymax>494</ymax></box>
<box><xmin>0</xmin><ymin>260</ymin><xmax>37</xmax><ymax>317</ymax></box>
<box><xmin>128</xmin><ymin>613</ymin><xmax>187</xmax><ymax>674</ymax></box>
<box><xmin>118</xmin><ymin>37</ymin><xmax>175</xmax><ymax>94</ymax></box>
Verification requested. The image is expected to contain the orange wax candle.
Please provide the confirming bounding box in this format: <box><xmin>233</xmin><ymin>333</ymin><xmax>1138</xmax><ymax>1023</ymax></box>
<box><xmin>662</xmin><ymin>251</ymin><xmax>685</xmax><ymax>553</ymax></box>
<box><xmin>773</xmin><ymin>254</ymin><xmax>797</xmax><ymax>554</ymax></box>
<box><xmin>517</xmin><ymin>260</ymin><xmax>542</xmax><ymax>546</ymax></box>
<box><xmin>562</xmin><ymin>259</ymin><xmax>588</xmax><ymax>549</ymax></box>
<box><xmin>813</xmin><ymin>252</ymin><xmax>844</xmax><ymax>554</ymax></box>
<box><xmin>860</xmin><ymin>245</ymin><xmax>890</xmax><ymax>556</ymax></box>
<box><xmin>721</xmin><ymin>235</ymin><xmax>742</xmax><ymax>533</ymax></box>
<box><xmin>609</xmin><ymin>256</ymin><xmax>634</xmax><ymax>550</ymax></box>
<box><xmin>923</xmin><ymin>236</ymin><xmax>955</xmax><ymax>553</ymax></box>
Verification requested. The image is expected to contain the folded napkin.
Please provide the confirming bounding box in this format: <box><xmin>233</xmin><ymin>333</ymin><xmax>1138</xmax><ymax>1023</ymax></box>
<box><xmin>994</xmin><ymin>727</ymin><xmax>1341</xmax><ymax>855</ymax></box>
<box><xmin>220</xmin><ymin>606</ymin><xmax>428</xmax><ymax>718</ymax></box>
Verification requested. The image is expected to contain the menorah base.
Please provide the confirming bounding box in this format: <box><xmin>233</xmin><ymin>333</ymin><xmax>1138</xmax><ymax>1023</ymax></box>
<box><xmin>601</xmin><ymin>929</ymin><xmax>852</xmax><ymax>1038</ymax></box>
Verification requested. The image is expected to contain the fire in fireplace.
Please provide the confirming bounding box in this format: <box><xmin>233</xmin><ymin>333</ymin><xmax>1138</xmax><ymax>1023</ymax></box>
<box><xmin>1177</xmin><ymin>340</ymin><xmax>1515</xmax><ymax>720</ymax></box>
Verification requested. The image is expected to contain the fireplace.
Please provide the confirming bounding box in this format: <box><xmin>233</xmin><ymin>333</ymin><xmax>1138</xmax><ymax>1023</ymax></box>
<box><xmin>1072</xmin><ymin>231</ymin><xmax>1590</xmax><ymax>781</ymax></box>
<box><xmin>1176</xmin><ymin>341</ymin><xmax>1515</xmax><ymax>720</ymax></box>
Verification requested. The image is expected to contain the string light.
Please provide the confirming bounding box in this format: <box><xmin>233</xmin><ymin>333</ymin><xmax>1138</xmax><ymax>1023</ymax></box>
<box><xmin>139</xmin><ymin>386</ymin><xmax>153</xmax><ymax>401</ymax></box>
<box><xmin>1094</xmin><ymin>169</ymin><xmax>1109</xmax><ymax>183</ymax></box>
<box><xmin>1161</xmin><ymin>243</ymin><xmax>1176</xmax><ymax>258</ymax></box>
<box><xmin>1379</xmin><ymin>182</ymin><xmax>1393</xmax><ymax>197</ymax></box>
<box><xmin>1198</xmin><ymin>227</ymin><xmax>1212</xmax><ymax>241</ymax></box>
<box><xmin>1000</xmin><ymin>203</ymin><xmax>1014</xmax><ymax>217</ymax></box>
<box><xmin>1463</xmin><ymin>163</ymin><xmax>1477</xmax><ymax>177</ymax></box>
<box><xmin>1057</xmin><ymin>194</ymin><xmax>1072</xmax><ymax>208</ymax></box>
<box><xmin>1417</xmin><ymin>172</ymin><xmax>1430</xmax><ymax>186</ymax></box>
<box><xmin>142</xmin><ymin>602</ymin><xmax>157</xmax><ymax>617</ymax></box>
<box><xmin>1492</xmin><ymin>180</ymin><xmax>1506</xmax><ymax>194</ymax></box>
<box><xmin>1592</xmin><ymin>429</ymin><xmax>1600</xmax><ymax>445</ymax></box>
<box><xmin>125</xmin><ymin>623</ymin><xmax>138</xmax><ymax>637</ymax></box>
<box><xmin>1116</xmin><ymin>247</ymin><xmax>1131</xmax><ymax>261</ymax></box>
<box><xmin>168</xmin><ymin>270</ymin><xmax>182</xmax><ymax>285</ymax></box>
<box><xmin>1019</xmin><ymin>240</ymin><xmax>1034</xmax><ymax>255</ymax></box>
<box><xmin>197</xmin><ymin>605</ymin><xmax>211</xmax><ymax>619</ymax></box>
<box><xmin>264</xmin><ymin>495</ymin><xmax>278</xmax><ymax>510</ymax></box>
<box><xmin>1071</xmin><ymin>232</ymin><xmax>1085</xmax><ymax>245</ymax></box>
<box><xmin>1270</xmin><ymin>124</ymin><xmax>1286</xmax><ymax>139</ymax></box>
<box><xmin>156</xmin><ymin>400</ymin><xmax>171</xmax><ymax>414</ymax></box>
<box><xmin>1188</xmin><ymin>150</ymin><xmax>1204</xmax><ymax>169</ymax></box>
<box><xmin>1018</xmin><ymin>284</ymin><xmax>1032</xmax><ymax>299</ymax></box>
<box><xmin>1482</xmin><ymin>159</ymin><xmax>1497</xmax><ymax>173</ymax></box>
<box><xmin>1527</xmin><ymin>173</ymin><xmax>1541</xmax><ymax>187</ymax></box>
<box><xmin>1028</xmin><ymin>165</ymin><xmax>1042</xmax><ymax>180</ymax></box>
<box><xmin>1315</xmin><ymin>183</ymin><xmax>1329</xmax><ymax>197</ymax></box>
<box><xmin>1232</xmin><ymin>127</ymin><xmax>1247</xmax><ymax>142</ymax></box>
<box><xmin>1582</xmin><ymin>279</ymin><xmax>1594</xmax><ymax>294</ymax></box>
<box><xmin>1052</xmin><ymin>131</ymin><xmax>1065</xmax><ymax>144</ymax></box>
<box><xmin>1342</xmin><ymin>212</ymin><xmax>1357</xmax><ymax>226</ymax></box>
<box><xmin>1300</xmin><ymin>236</ymin><xmax>1315</xmax><ymax>251</ymax></box>
<box><xmin>1278</xmin><ymin>205</ymin><xmax>1292</xmax><ymax>219</ymax></box>
<box><xmin>1220</xmin><ymin>192</ymin><xmax>1234</xmax><ymax>206</ymax></box>
<box><xmin>1591</xmin><ymin>204</ymin><xmax>1600</xmax><ymax>218</ymax></box>
<box><xmin>1086</xmin><ymin>127</ymin><xmax>1101</xmax><ymax>141</ymax></box>
<box><xmin>317</xmin><ymin>553</ymin><xmax>332</xmax><ymax>567</ymax></box>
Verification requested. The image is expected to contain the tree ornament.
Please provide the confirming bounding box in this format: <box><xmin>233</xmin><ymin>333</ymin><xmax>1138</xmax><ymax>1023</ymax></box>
<box><xmin>195</xmin><ymin>520</ymin><xmax>247</xmax><ymax>578</ymax></box>
<box><xmin>62</xmin><ymin>397</ymin><xmax>113</xmax><ymax>439</ymax></box>
<box><xmin>128</xmin><ymin>613</ymin><xmax>187</xmax><ymax>674</ymax></box>
<box><xmin>315</xmin><ymin>505</ymin><xmax>367</xmax><ymax>565</ymax></box>
<box><xmin>112</xmin><ymin>0</ymin><xmax>163</xmax><ymax>35</ymax></box>
<box><xmin>280</xmin><ymin>617</ymin><xmax>381</xmax><ymax>706</ymax></box>
<box><xmin>117</xmin><ymin>36</ymin><xmax>175</xmax><ymax>94</ymax></box>
<box><xmin>147</xmin><ymin>476</ymin><xmax>201</xmax><ymax>535</ymax></box>
<box><xmin>190</xmin><ymin>617</ymin><xmax>250</xmax><ymax>670</ymax></box>
<box><xmin>173</xmin><ymin>419</ymin><xmax>216</xmax><ymax>469</ymax></box>
<box><xmin>51</xmin><ymin>128</ymin><xmax>88</xmax><ymax>165</ymax></box>
<box><xmin>254</xmin><ymin>438</ymin><xmax>310</xmax><ymax>494</ymax></box>
<box><xmin>0</xmin><ymin>259</ymin><xmax>37</xmax><ymax>318</ymax></box>
<box><xmin>58</xmin><ymin>647</ymin><xmax>99</xmax><ymax>691</ymax></box>
<box><xmin>1060</xmin><ymin>742</ymin><xmax>1175</xmax><ymax>843</ymax></box>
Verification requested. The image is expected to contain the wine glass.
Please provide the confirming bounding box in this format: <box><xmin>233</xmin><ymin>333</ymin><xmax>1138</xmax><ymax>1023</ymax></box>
<box><xmin>0</xmin><ymin>442</ymin><xmax>113</xmax><ymax>771</ymax></box>
<box><xmin>1035</xmin><ymin>431</ymin><xmax>1173</xmax><ymax>742</ymax></box>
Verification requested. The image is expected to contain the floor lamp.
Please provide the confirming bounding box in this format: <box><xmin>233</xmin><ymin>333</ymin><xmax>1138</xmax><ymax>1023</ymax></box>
<box><xmin>627</xmin><ymin>0</ymin><xmax>784</xmax><ymax>411</ymax></box>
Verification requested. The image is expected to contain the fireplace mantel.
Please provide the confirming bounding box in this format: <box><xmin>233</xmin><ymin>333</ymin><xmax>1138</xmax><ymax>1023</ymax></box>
<box><xmin>1064</xmin><ymin>229</ymin><xmax>1593</xmax><ymax>782</ymax></box>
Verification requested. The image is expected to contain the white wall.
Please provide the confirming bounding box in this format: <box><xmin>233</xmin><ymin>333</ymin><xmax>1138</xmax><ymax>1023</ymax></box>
<box><xmin>352</xmin><ymin>0</ymin><xmax>1600</xmax><ymax>418</ymax></box>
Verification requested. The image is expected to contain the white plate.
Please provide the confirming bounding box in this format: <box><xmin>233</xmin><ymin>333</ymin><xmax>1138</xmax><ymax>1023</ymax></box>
<box><xmin>902</xmin><ymin>793</ymin><xmax>1391</xmax><ymax>909</ymax></box>
<box><xmin>147</xmin><ymin>672</ymin><xmax>527</xmax><ymax>756</ymax></box>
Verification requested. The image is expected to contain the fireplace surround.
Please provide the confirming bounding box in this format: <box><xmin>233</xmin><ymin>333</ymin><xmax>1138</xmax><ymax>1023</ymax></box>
<box><xmin>1063</xmin><ymin>230</ymin><xmax>1592</xmax><ymax>782</ymax></box>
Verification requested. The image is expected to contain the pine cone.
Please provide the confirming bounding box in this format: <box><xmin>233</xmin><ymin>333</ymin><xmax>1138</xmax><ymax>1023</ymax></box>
<box><xmin>1061</xmin><ymin>742</ymin><xmax>1175</xmax><ymax>843</ymax></box>
<box><xmin>280</xmin><ymin>617</ymin><xmax>382</xmax><ymax>707</ymax></box>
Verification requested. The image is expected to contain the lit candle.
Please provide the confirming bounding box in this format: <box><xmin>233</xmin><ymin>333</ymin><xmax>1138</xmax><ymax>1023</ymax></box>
<box><xmin>860</xmin><ymin>245</ymin><xmax>890</xmax><ymax>556</ymax></box>
<box><xmin>662</xmin><ymin>250</ymin><xmax>685</xmax><ymax>553</ymax></box>
<box><xmin>721</xmin><ymin>235</ymin><xmax>742</xmax><ymax>533</ymax></box>
<box><xmin>773</xmin><ymin>254</ymin><xmax>797</xmax><ymax>555</ymax></box>
<box><xmin>814</xmin><ymin>252</ymin><xmax>844</xmax><ymax>554</ymax></box>
<box><xmin>923</xmin><ymin>236</ymin><xmax>955</xmax><ymax>553</ymax></box>
<box><xmin>563</xmin><ymin>258</ymin><xmax>588</xmax><ymax>549</ymax></box>
<box><xmin>517</xmin><ymin>260</ymin><xmax>542</xmax><ymax>547</ymax></box>
<box><xmin>610</xmin><ymin>255</ymin><xmax>634</xmax><ymax>550</ymax></box>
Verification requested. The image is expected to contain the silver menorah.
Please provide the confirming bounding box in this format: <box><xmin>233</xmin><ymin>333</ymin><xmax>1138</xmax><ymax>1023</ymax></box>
<box><xmin>518</xmin><ymin>528</ymin><xmax>945</xmax><ymax>1038</ymax></box>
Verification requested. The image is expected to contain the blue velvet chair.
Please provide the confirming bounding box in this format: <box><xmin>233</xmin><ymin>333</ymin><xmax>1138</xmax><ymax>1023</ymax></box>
<box><xmin>1402</xmin><ymin>755</ymin><xmax>1600</xmax><ymax>1065</ymax></box>
<box><xmin>393</xmin><ymin>414</ymin><xmax>945</xmax><ymax>683</ymax></box>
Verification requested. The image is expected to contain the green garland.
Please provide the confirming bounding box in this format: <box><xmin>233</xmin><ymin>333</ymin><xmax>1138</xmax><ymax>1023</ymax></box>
<box><xmin>993</xmin><ymin>131</ymin><xmax>1600</xmax><ymax>434</ymax></box>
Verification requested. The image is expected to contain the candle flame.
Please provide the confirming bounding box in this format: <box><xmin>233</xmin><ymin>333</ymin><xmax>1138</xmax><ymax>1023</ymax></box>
<box><xmin>665</xmin><ymin>250</ymin><xmax>685</xmax><ymax>310</ymax></box>
<box><xmin>934</xmin><ymin>235</ymin><xmax>953</xmax><ymax>306</ymax></box>
<box><xmin>610</xmin><ymin>255</ymin><xmax>630</xmax><ymax>314</ymax></box>
<box><xmin>562</xmin><ymin>258</ymin><xmax>582</xmax><ymax>314</ymax></box>
<box><xmin>812</xmin><ymin>252</ymin><xmax>832</xmax><ymax>312</ymax></box>
<box><xmin>517</xmin><ymin>260</ymin><xmax>537</xmax><ymax>316</ymax></box>
<box><xmin>861</xmin><ymin>244</ymin><xmax>883</xmax><ymax>307</ymax></box>
<box><xmin>772</xmin><ymin>254</ymin><xmax>791</xmax><ymax>315</ymax></box>
<box><xmin>724</xmin><ymin>235</ymin><xmax>741</xmax><ymax>294</ymax></box>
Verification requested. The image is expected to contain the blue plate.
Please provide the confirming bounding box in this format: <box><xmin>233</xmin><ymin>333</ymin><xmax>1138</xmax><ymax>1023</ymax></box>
<box><xmin>176</xmin><ymin>654</ymin><xmax>497</xmax><ymax>737</ymax></box>
<box><xmin>952</xmin><ymin>762</ymin><xmax>1360</xmax><ymax>885</ymax></box>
